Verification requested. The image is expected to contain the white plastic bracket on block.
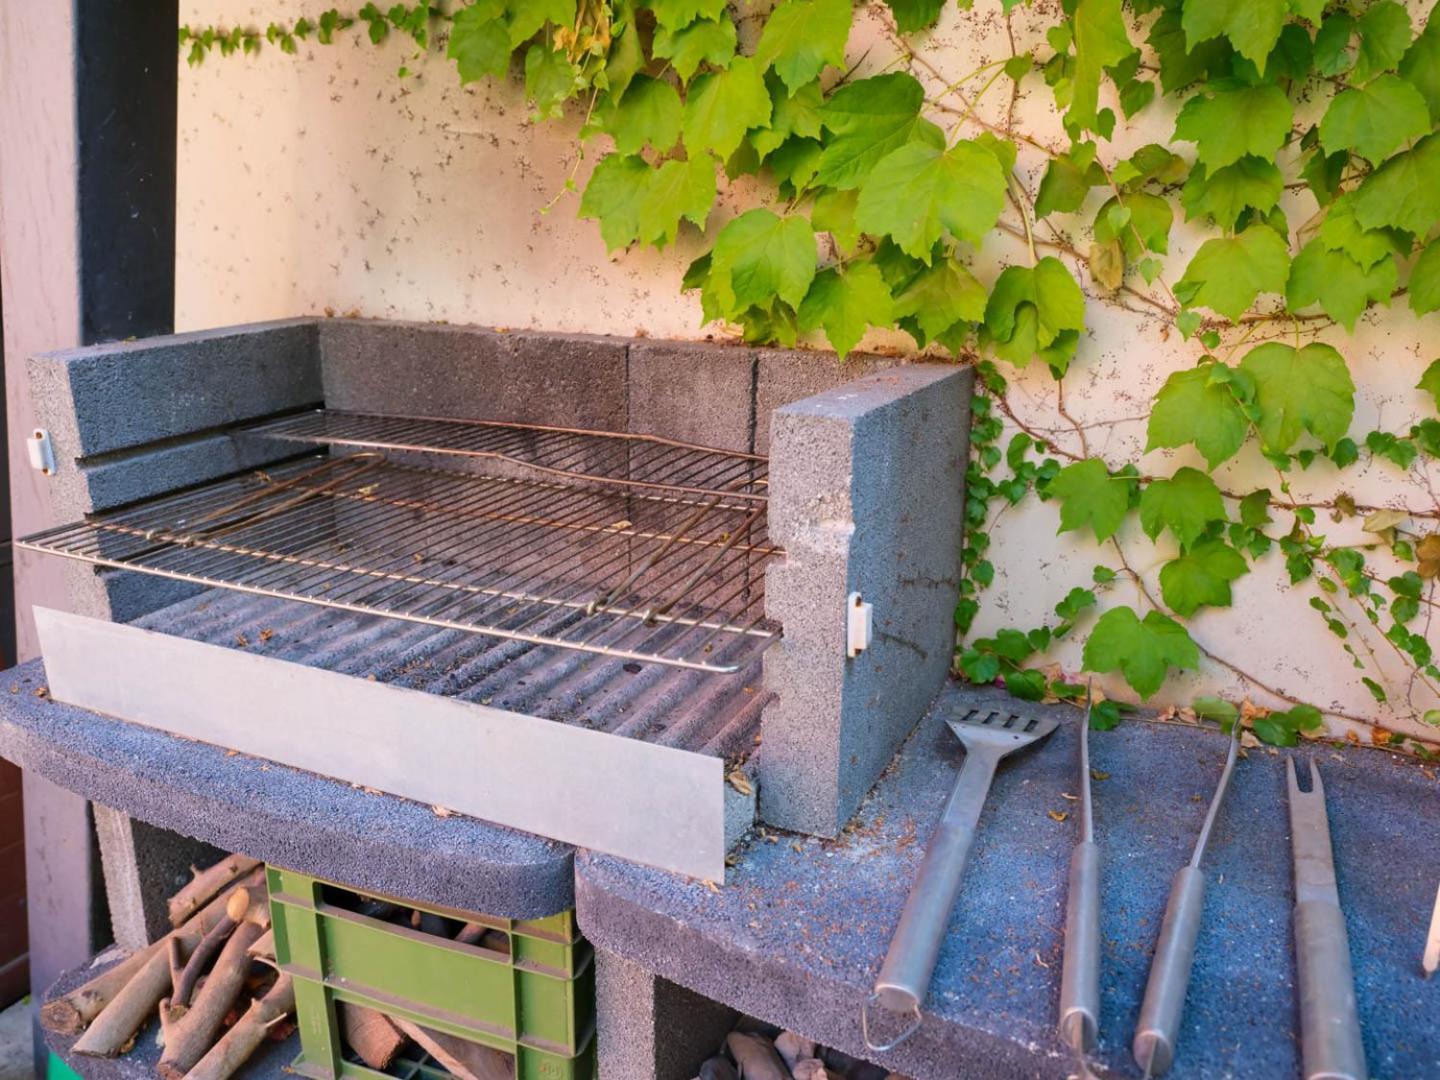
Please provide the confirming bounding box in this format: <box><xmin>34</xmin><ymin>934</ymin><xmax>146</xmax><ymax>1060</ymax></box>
<box><xmin>847</xmin><ymin>592</ymin><xmax>873</xmax><ymax>658</ymax></box>
<box><xmin>28</xmin><ymin>429</ymin><xmax>55</xmax><ymax>476</ymax></box>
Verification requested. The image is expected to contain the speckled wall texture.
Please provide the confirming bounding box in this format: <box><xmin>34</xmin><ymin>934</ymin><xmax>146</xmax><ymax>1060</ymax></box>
<box><xmin>177</xmin><ymin>2</ymin><xmax>1439</xmax><ymax>740</ymax></box>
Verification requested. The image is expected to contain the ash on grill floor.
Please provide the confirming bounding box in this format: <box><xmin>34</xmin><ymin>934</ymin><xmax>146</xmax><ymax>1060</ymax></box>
<box><xmin>136</xmin><ymin>588</ymin><xmax>768</xmax><ymax>760</ymax></box>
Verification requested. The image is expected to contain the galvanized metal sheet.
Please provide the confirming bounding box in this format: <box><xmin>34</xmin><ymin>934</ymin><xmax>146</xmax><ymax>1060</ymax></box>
<box><xmin>36</xmin><ymin>607</ymin><xmax>727</xmax><ymax>880</ymax></box>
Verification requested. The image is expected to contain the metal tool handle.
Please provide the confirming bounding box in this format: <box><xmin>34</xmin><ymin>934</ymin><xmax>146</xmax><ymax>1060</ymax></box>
<box><xmin>1133</xmin><ymin>865</ymin><xmax>1206</xmax><ymax>1077</ymax></box>
<box><xmin>1059</xmin><ymin>840</ymin><xmax>1101</xmax><ymax>1053</ymax></box>
<box><xmin>864</xmin><ymin>752</ymin><xmax>1000</xmax><ymax>1051</ymax></box>
<box><xmin>1295</xmin><ymin>900</ymin><xmax>1366</xmax><ymax>1080</ymax></box>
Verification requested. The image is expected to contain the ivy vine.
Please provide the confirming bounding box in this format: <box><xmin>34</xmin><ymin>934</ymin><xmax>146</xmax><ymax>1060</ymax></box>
<box><xmin>181</xmin><ymin>0</ymin><xmax>1440</xmax><ymax>752</ymax></box>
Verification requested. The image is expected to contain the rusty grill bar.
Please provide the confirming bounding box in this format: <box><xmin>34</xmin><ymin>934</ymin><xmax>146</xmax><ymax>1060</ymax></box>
<box><xmin>19</xmin><ymin>414</ymin><xmax>783</xmax><ymax>673</ymax></box>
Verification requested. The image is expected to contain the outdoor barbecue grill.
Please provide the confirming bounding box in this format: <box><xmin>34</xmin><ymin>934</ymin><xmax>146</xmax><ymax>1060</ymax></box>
<box><xmin>14</xmin><ymin>318</ymin><xmax>973</xmax><ymax>879</ymax></box>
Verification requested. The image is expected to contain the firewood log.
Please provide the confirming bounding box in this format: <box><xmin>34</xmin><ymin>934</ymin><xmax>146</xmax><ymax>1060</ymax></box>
<box><xmin>171</xmin><ymin>888</ymin><xmax>251</xmax><ymax>1008</ymax></box>
<box><xmin>246</xmin><ymin>928</ymin><xmax>276</xmax><ymax>963</ymax></box>
<box><xmin>155</xmin><ymin>891</ymin><xmax>270</xmax><ymax>1080</ymax></box>
<box><xmin>391</xmin><ymin>1018</ymin><xmax>511</xmax><ymax>1080</ymax></box>
<box><xmin>183</xmin><ymin>973</ymin><xmax>295</xmax><ymax>1080</ymax></box>
<box><xmin>168</xmin><ymin>855</ymin><xmax>262</xmax><ymax>928</ymax></box>
<box><xmin>63</xmin><ymin>869</ymin><xmax>266</xmax><ymax>1050</ymax></box>
<box><xmin>340</xmin><ymin>1004</ymin><xmax>407</xmax><ymax>1071</ymax></box>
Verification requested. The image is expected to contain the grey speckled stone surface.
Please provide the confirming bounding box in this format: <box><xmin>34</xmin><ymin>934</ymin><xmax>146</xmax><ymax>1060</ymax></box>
<box><xmin>0</xmin><ymin>659</ymin><xmax>574</xmax><ymax>919</ymax></box>
<box><xmin>578</xmin><ymin>682</ymin><xmax>1440</xmax><ymax>1080</ymax></box>
<box><xmin>42</xmin><ymin>951</ymin><xmax>297</xmax><ymax>1080</ymax></box>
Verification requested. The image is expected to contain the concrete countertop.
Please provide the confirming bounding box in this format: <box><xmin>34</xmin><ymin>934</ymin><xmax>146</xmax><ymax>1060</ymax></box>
<box><xmin>0</xmin><ymin>659</ymin><xmax>574</xmax><ymax>919</ymax></box>
<box><xmin>577</xmin><ymin>682</ymin><xmax>1440</xmax><ymax>1079</ymax></box>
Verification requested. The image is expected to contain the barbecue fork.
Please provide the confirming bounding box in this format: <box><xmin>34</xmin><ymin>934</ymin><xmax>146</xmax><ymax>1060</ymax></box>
<box><xmin>863</xmin><ymin>706</ymin><xmax>1059</xmax><ymax>1052</ymax></box>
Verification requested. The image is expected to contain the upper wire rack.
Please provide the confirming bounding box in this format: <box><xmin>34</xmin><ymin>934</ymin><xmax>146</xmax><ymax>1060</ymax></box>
<box><xmin>20</xmin><ymin>412</ymin><xmax>782</xmax><ymax>674</ymax></box>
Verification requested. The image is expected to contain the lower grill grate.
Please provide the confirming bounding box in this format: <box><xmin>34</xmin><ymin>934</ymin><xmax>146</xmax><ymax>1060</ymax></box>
<box><xmin>20</xmin><ymin>414</ymin><xmax>784</xmax><ymax>673</ymax></box>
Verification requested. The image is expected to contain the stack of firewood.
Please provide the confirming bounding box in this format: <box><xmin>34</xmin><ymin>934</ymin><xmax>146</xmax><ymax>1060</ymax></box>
<box><xmin>41</xmin><ymin>854</ymin><xmax>291</xmax><ymax>1080</ymax></box>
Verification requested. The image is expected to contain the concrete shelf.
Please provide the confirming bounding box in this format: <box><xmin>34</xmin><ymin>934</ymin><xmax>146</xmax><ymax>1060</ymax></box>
<box><xmin>42</xmin><ymin>951</ymin><xmax>297</xmax><ymax>1080</ymax></box>
<box><xmin>0</xmin><ymin>658</ymin><xmax>573</xmax><ymax>920</ymax></box>
<box><xmin>577</xmin><ymin>682</ymin><xmax>1440</xmax><ymax>1080</ymax></box>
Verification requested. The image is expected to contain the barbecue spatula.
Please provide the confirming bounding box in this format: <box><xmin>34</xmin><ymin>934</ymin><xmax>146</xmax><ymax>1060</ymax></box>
<box><xmin>863</xmin><ymin>706</ymin><xmax>1059</xmax><ymax>1052</ymax></box>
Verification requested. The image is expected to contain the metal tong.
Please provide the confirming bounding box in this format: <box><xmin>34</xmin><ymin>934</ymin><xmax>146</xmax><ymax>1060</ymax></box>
<box><xmin>1133</xmin><ymin>722</ymin><xmax>1241</xmax><ymax>1078</ymax></box>
<box><xmin>1287</xmin><ymin>758</ymin><xmax>1366</xmax><ymax>1080</ymax></box>
<box><xmin>1058</xmin><ymin>684</ymin><xmax>1100</xmax><ymax>1055</ymax></box>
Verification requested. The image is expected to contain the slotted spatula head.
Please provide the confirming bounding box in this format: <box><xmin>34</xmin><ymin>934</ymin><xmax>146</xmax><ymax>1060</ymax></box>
<box><xmin>946</xmin><ymin>706</ymin><xmax>1060</xmax><ymax>758</ymax></box>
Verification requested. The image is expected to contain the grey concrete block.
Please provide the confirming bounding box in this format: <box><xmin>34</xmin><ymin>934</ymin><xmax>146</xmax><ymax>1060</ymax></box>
<box><xmin>93</xmin><ymin>804</ymin><xmax>224</xmax><ymax>949</ymax></box>
<box><xmin>627</xmin><ymin>341</ymin><xmax>755</xmax><ymax>453</ymax></box>
<box><xmin>595</xmin><ymin>950</ymin><xmax>736</xmax><ymax>1080</ymax></box>
<box><xmin>759</xmin><ymin>365</ymin><xmax>973</xmax><ymax>837</ymax></box>
<box><xmin>29</xmin><ymin>318</ymin><xmax>320</xmax><ymax>460</ymax></box>
<box><xmin>753</xmin><ymin>347</ymin><xmax>895</xmax><ymax>454</ymax></box>
<box><xmin>78</xmin><ymin>430</ymin><xmax>303</xmax><ymax>513</ymax></box>
<box><xmin>319</xmin><ymin>319</ymin><xmax>630</xmax><ymax>431</ymax></box>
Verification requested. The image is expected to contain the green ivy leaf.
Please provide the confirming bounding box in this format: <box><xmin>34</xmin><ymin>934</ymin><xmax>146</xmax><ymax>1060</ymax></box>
<box><xmin>601</xmin><ymin>75</ymin><xmax>682</xmax><ymax>155</ymax></box>
<box><xmin>1095</xmin><ymin>191</ymin><xmax>1172</xmax><ymax>258</ymax></box>
<box><xmin>1286</xmin><ymin>239</ymin><xmax>1397</xmax><ymax>331</ymax></box>
<box><xmin>1353</xmin><ymin>0</ymin><xmax>1413</xmax><ymax>83</ymax></box>
<box><xmin>602</xmin><ymin>1</ymin><xmax>643</xmax><ymax>100</ymax></box>
<box><xmin>1410</xmin><ymin>240</ymin><xmax>1440</xmax><ymax>316</ymax></box>
<box><xmin>1140</xmin><ymin>467</ymin><xmax>1226</xmax><ymax>549</ymax></box>
<box><xmin>1147</xmin><ymin>363</ymin><xmax>1249</xmax><ymax>467</ymax></box>
<box><xmin>1046</xmin><ymin>458</ymin><xmax>1135</xmax><ymax>542</ymax></box>
<box><xmin>1174</xmin><ymin>226</ymin><xmax>1290</xmax><ymax>322</ymax></box>
<box><xmin>892</xmin><ymin>257</ymin><xmax>989</xmax><ymax>347</ymax></box>
<box><xmin>709</xmin><ymin>208</ymin><xmax>817</xmax><ymax>314</ymax></box>
<box><xmin>524</xmin><ymin>44</ymin><xmax>582</xmax><ymax>120</ymax></box>
<box><xmin>579</xmin><ymin>153</ymin><xmax>651</xmax><ymax>251</ymax></box>
<box><xmin>755</xmin><ymin>0</ymin><xmax>851</xmax><ymax>94</ymax></box>
<box><xmin>1239</xmin><ymin>341</ymin><xmax>1356</xmax><ymax>453</ymax></box>
<box><xmin>447</xmin><ymin>5</ymin><xmax>510</xmax><ymax>84</ymax></box>
<box><xmin>1353</xmin><ymin>133</ymin><xmax>1440</xmax><ymax>236</ymax></box>
<box><xmin>1181</xmin><ymin>0</ymin><xmax>1285</xmax><ymax>66</ymax></box>
<box><xmin>1400</xmin><ymin>4</ymin><xmax>1440</xmax><ymax>121</ymax></box>
<box><xmin>752</xmin><ymin>75</ymin><xmax>823</xmax><ymax>159</ymax></box>
<box><xmin>1318</xmin><ymin>192</ymin><xmax>1410</xmax><ymax>269</ymax></box>
<box><xmin>1149</xmin><ymin>7</ymin><xmax>1228</xmax><ymax>92</ymax></box>
<box><xmin>1417</xmin><ymin>358</ymin><xmax>1440</xmax><ymax>407</ymax></box>
<box><xmin>1083</xmin><ymin>606</ymin><xmax>1199</xmax><ymax>698</ymax></box>
<box><xmin>886</xmin><ymin>0</ymin><xmax>945</xmax><ymax>33</ymax></box>
<box><xmin>983</xmin><ymin>257</ymin><xmax>1087</xmax><ymax>372</ymax></box>
<box><xmin>650</xmin><ymin>0</ymin><xmax>727</xmax><ymax>30</ymax></box>
<box><xmin>1180</xmin><ymin>157</ymin><xmax>1283</xmax><ymax>229</ymax></box>
<box><xmin>816</xmin><ymin>73</ymin><xmax>939</xmax><ymax>190</ymax></box>
<box><xmin>653</xmin><ymin>17</ymin><xmax>736</xmax><ymax>82</ymax></box>
<box><xmin>1160</xmin><ymin>539</ymin><xmax>1249</xmax><ymax>616</ymax></box>
<box><xmin>1319</xmin><ymin>75</ymin><xmax>1431</xmax><ymax>165</ymax></box>
<box><xmin>1068</xmin><ymin>0</ymin><xmax>1135</xmax><ymax>133</ymax></box>
<box><xmin>682</xmin><ymin>56</ymin><xmax>771</xmax><ymax>160</ymax></box>
<box><xmin>508</xmin><ymin>0</ymin><xmax>574</xmax><ymax>47</ymax></box>
<box><xmin>639</xmin><ymin>155</ymin><xmax>716</xmax><ymax>247</ymax></box>
<box><xmin>854</xmin><ymin>140</ymin><xmax>1008</xmax><ymax>260</ymax></box>
<box><xmin>797</xmin><ymin>261</ymin><xmax>895</xmax><ymax>360</ymax></box>
<box><xmin>1035</xmin><ymin>150</ymin><xmax>1105</xmax><ymax>219</ymax></box>
<box><xmin>1172</xmin><ymin>83</ymin><xmax>1292</xmax><ymax>170</ymax></box>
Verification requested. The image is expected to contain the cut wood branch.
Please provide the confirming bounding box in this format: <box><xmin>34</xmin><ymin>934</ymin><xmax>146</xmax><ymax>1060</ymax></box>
<box><xmin>172</xmin><ymin>888</ymin><xmax>250</xmax><ymax>1008</ymax></box>
<box><xmin>156</xmin><ymin>891</ymin><xmax>270</xmax><ymax>1080</ymax></box>
<box><xmin>168</xmin><ymin>855</ymin><xmax>262</xmax><ymax>928</ymax></box>
<box><xmin>391</xmin><ymin>1018</ymin><xmax>510</xmax><ymax>1080</ymax></box>
<box><xmin>247</xmin><ymin>928</ymin><xmax>276</xmax><ymax>963</ymax></box>
<box><xmin>340</xmin><ymin>1004</ymin><xmax>407</xmax><ymax>1071</ymax></box>
<box><xmin>184</xmin><ymin>973</ymin><xmax>296</xmax><ymax>1080</ymax></box>
<box><xmin>64</xmin><ymin>868</ymin><xmax>265</xmax><ymax>1050</ymax></box>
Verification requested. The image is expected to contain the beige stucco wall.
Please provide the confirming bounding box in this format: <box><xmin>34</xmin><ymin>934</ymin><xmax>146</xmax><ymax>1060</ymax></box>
<box><xmin>177</xmin><ymin>1</ymin><xmax>1439</xmax><ymax>740</ymax></box>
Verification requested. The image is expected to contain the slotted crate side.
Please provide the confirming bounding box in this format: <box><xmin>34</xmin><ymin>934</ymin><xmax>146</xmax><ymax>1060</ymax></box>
<box><xmin>269</xmin><ymin>868</ymin><xmax>595</xmax><ymax>1058</ymax></box>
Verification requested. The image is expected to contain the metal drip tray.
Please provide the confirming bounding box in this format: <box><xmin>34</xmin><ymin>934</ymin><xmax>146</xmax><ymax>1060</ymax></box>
<box><xmin>19</xmin><ymin>412</ymin><xmax>782</xmax><ymax>673</ymax></box>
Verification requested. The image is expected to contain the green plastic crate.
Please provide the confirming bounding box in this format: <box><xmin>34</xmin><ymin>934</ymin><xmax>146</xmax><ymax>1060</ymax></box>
<box><xmin>269</xmin><ymin>867</ymin><xmax>596</xmax><ymax>1080</ymax></box>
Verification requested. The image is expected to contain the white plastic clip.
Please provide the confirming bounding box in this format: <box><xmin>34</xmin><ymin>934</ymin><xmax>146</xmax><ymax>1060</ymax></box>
<box><xmin>28</xmin><ymin>429</ymin><xmax>55</xmax><ymax>476</ymax></box>
<box><xmin>847</xmin><ymin>591</ymin><xmax>873</xmax><ymax>658</ymax></box>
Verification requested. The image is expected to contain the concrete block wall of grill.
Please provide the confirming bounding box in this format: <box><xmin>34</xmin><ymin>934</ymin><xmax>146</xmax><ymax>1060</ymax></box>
<box><xmin>26</xmin><ymin>316</ymin><xmax>973</xmax><ymax>945</ymax></box>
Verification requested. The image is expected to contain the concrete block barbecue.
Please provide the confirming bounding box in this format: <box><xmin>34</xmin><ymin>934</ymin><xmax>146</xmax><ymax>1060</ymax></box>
<box><xmin>10</xmin><ymin>317</ymin><xmax>974</xmax><ymax>938</ymax></box>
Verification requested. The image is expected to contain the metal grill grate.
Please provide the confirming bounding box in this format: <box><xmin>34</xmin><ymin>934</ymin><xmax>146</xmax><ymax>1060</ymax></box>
<box><xmin>20</xmin><ymin>414</ymin><xmax>782</xmax><ymax>673</ymax></box>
